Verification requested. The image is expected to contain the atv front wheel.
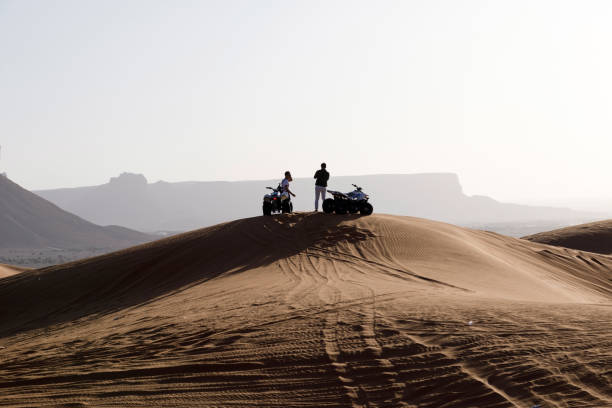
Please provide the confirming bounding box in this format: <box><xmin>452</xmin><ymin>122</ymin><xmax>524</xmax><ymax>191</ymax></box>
<box><xmin>263</xmin><ymin>202</ymin><xmax>272</xmax><ymax>216</ymax></box>
<box><xmin>322</xmin><ymin>198</ymin><xmax>334</xmax><ymax>214</ymax></box>
<box><xmin>360</xmin><ymin>202</ymin><xmax>373</xmax><ymax>215</ymax></box>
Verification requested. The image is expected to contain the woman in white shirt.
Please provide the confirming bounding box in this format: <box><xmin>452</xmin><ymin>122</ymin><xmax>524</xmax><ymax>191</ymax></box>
<box><xmin>281</xmin><ymin>171</ymin><xmax>296</xmax><ymax>199</ymax></box>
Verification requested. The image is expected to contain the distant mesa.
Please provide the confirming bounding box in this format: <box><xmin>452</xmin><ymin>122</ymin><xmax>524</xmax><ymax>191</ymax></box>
<box><xmin>108</xmin><ymin>172</ymin><xmax>148</xmax><ymax>188</ymax></box>
<box><xmin>523</xmin><ymin>220</ymin><xmax>612</xmax><ymax>255</ymax></box>
<box><xmin>35</xmin><ymin>172</ymin><xmax>596</xmax><ymax>235</ymax></box>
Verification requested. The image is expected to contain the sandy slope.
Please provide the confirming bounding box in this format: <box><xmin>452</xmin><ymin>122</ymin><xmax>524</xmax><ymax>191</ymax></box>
<box><xmin>524</xmin><ymin>219</ymin><xmax>612</xmax><ymax>255</ymax></box>
<box><xmin>0</xmin><ymin>264</ymin><xmax>29</xmax><ymax>279</ymax></box>
<box><xmin>0</xmin><ymin>214</ymin><xmax>610</xmax><ymax>407</ymax></box>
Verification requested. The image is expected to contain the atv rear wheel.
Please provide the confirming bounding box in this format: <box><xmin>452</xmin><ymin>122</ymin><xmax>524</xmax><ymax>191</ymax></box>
<box><xmin>322</xmin><ymin>198</ymin><xmax>334</xmax><ymax>214</ymax></box>
<box><xmin>335</xmin><ymin>201</ymin><xmax>348</xmax><ymax>215</ymax></box>
<box><xmin>360</xmin><ymin>202</ymin><xmax>373</xmax><ymax>215</ymax></box>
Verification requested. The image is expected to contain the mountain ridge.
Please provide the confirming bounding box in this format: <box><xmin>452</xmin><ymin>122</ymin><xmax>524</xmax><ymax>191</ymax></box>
<box><xmin>35</xmin><ymin>172</ymin><xmax>593</xmax><ymax>233</ymax></box>
<box><xmin>0</xmin><ymin>175</ymin><xmax>154</xmax><ymax>250</ymax></box>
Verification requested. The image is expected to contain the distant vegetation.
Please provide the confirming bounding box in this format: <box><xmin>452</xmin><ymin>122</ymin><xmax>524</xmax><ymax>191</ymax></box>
<box><xmin>0</xmin><ymin>248</ymin><xmax>114</xmax><ymax>268</ymax></box>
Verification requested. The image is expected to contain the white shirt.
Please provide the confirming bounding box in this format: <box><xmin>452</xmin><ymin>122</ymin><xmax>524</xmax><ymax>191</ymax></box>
<box><xmin>281</xmin><ymin>178</ymin><xmax>290</xmax><ymax>192</ymax></box>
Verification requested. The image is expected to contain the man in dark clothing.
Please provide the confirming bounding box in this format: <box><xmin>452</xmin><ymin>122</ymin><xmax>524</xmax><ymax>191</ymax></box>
<box><xmin>314</xmin><ymin>163</ymin><xmax>329</xmax><ymax>211</ymax></box>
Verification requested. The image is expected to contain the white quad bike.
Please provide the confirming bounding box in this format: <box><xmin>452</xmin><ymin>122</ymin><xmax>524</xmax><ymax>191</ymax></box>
<box><xmin>322</xmin><ymin>184</ymin><xmax>373</xmax><ymax>215</ymax></box>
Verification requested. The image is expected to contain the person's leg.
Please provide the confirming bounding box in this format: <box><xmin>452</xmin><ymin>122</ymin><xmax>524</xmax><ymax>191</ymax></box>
<box><xmin>316</xmin><ymin>186</ymin><xmax>326</xmax><ymax>210</ymax></box>
<box><xmin>319</xmin><ymin>186</ymin><xmax>327</xmax><ymax>210</ymax></box>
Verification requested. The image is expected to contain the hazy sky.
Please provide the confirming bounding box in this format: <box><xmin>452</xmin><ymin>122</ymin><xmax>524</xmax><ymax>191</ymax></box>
<box><xmin>1</xmin><ymin>0</ymin><xmax>611</xmax><ymax>205</ymax></box>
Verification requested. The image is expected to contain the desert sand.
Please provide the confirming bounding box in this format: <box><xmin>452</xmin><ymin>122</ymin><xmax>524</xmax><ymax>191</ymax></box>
<box><xmin>524</xmin><ymin>219</ymin><xmax>612</xmax><ymax>255</ymax></box>
<box><xmin>0</xmin><ymin>213</ymin><xmax>610</xmax><ymax>407</ymax></box>
<box><xmin>0</xmin><ymin>264</ymin><xmax>29</xmax><ymax>279</ymax></box>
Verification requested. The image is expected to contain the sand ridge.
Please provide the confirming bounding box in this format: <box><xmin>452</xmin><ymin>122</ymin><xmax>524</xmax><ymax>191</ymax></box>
<box><xmin>524</xmin><ymin>219</ymin><xmax>612</xmax><ymax>255</ymax></box>
<box><xmin>0</xmin><ymin>263</ymin><xmax>29</xmax><ymax>279</ymax></box>
<box><xmin>0</xmin><ymin>213</ymin><xmax>610</xmax><ymax>407</ymax></box>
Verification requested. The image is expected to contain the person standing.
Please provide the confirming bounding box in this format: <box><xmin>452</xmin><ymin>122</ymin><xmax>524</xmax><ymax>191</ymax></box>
<box><xmin>281</xmin><ymin>171</ymin><xmax>296</xmax><ymax>199</ymax></box>
<box><xmin>314</xmin><ymin>163</ymin><xmax>329</xmax><ymax>211</ymax></box>
<box><xmin>279</xmin><ymin>171</ymin><xmax>296</xmax><ymax>214</ymax></box>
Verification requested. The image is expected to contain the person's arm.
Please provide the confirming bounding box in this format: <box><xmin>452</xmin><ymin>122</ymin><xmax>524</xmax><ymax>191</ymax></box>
<box><xmin>283</xmin><ymin>181</ymin><xmax>296</xmax><ymax>197</ymax></box>
<box><xmin>314</xmin><ymin>170</ymin><xmax>319</xmax><ymax>179</ymax></box>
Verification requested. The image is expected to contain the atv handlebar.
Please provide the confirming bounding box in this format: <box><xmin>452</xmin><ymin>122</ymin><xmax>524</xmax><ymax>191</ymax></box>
<box><xmin>352</xmin><ymin>184</ymin><xmax>363</xmax><ymax>191</ymax></box>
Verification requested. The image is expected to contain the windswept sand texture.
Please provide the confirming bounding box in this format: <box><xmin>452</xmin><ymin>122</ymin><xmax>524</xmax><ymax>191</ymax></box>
<box><xmin>0</xmin><ymin>214</ymin><xmax>610</xmax><ymax>407</ymax></box>
<box><xmin>524</xmin><ymin>220</ymin><xmax>612</xmax><ymax>255</ymax></box>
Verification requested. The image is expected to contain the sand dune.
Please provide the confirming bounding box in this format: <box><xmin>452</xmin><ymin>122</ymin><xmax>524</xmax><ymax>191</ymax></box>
<box><xmin>0</xmin><ymin>214</ymin><xmax>610</xmax><ymax>407</ymax></box>
<box><xmin>524</xmin><ymin>219</ymin><xmax>612</xmax><ymax>255</ymax></box>
<box><xmin>0</xmin><ymin>264</ymin><xmax>29</xmax><ymax>279</ymax></box>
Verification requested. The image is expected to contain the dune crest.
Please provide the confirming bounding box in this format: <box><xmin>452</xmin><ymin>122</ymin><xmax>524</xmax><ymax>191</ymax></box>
<box><xmin>0</xmin><ymin>263</ymin><xmax>29</xmax><ymax>279</ymax></box>
<box><xmin>0</xmin><ymin>214</ymin><xmax>610</xmax><ymax>407</ymax></box>
<box><xmin>524</xmin><ymin>219</ymin><xmax>612</xmax><ymax>255</ymax></box>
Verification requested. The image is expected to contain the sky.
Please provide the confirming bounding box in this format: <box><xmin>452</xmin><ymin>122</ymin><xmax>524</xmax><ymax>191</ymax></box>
<box><xmin>1</xmin><ymin>0</ymin><xmax>611</xmax><ymax>207</ymax></box>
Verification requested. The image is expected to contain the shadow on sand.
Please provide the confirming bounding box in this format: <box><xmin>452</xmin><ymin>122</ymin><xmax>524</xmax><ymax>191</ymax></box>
<box><xmin>0</xmin><ymin>213</ymin><xmax>375</xmax><ymax>337</ymax></box>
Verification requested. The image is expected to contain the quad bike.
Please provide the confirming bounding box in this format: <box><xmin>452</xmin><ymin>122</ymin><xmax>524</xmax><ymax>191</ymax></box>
<box><xmin>262</xmin><ymin>184</ymin><xmax>293</xmax><ymax>216</ymax></box>
<box><xmin>323</xmin><ymin>184</ymin><xmax>373</xmax><ymax>215</ymax></box>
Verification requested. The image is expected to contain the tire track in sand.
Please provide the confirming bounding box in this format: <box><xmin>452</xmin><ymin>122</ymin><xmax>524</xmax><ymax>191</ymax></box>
<box><xmin>316</xmin><ymin>253</ymin><xmax>407</xmax><ymax>408</ymax></box>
